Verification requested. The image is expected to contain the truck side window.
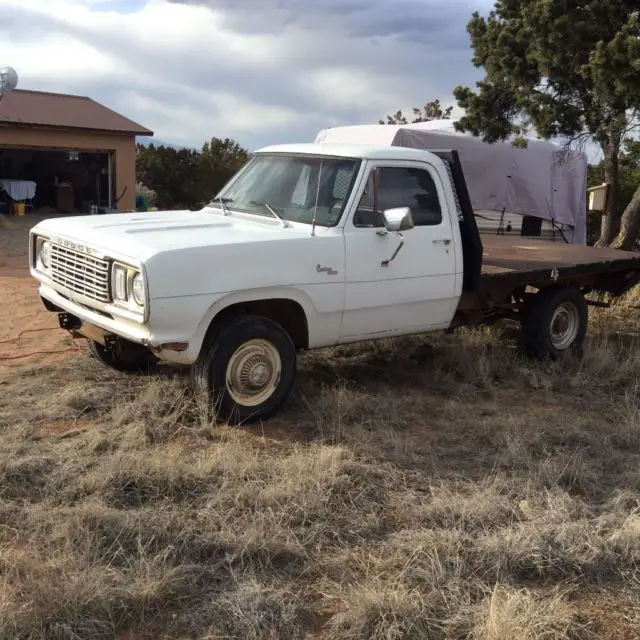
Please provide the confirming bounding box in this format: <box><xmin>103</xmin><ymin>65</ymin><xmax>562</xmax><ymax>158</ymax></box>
<box><xmin>353</xmin><ymin>166</ymin><xmax>443</xmax><ymax>228</ymax></box>
<box><xmin>379</xmin><ymin>167</ymin><xmax>442</xmax><ymax>226</ymax></box>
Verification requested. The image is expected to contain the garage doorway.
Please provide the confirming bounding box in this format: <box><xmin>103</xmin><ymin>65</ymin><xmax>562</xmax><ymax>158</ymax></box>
<box><xmin>0</xmin><ymin>148</ymin><xmax>114</xmax><ymax>215</ymax></box>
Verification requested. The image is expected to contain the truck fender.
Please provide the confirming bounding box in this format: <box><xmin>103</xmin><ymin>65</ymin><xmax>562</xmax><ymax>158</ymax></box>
<box><xmin>187</xmin><ymin>287</ymin><xmax>317</xmax><ymax>360</ymax></box>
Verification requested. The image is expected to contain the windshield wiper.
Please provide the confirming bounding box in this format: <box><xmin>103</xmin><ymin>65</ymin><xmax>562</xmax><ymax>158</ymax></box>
<box><xmin>249</xmin><ymin>201</ymin><xmax>290</xmax><ymax>228</ymax></box>
<box><xmin>215</xmin><ymin>196</ymin><xmax>233</xmax><ymax>216</ymax></box>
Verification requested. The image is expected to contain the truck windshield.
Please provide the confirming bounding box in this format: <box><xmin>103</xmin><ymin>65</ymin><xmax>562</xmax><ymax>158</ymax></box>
<box><xmin>210</xmin><ymin>154</ymin><xmax>361</xmax><ymax>227</ymax></box>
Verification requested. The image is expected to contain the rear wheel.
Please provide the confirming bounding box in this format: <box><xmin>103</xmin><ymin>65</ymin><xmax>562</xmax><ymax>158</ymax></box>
<box><xmin>520</xmin><ymin>285</ymin><xmax>588</xmax><ymax>359</ymax></box>
<box><xmin>192</xmin><ymin>315</ymin><xmax>296</xmax><ymax>425</ymax></box>
<box><xmin>87</xmin><ymin>339</ymin><xmax>159</xmax><ymax>373</ymax></box>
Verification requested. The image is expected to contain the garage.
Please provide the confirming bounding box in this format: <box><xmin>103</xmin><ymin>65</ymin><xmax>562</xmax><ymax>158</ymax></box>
<box><xmin>0</xmin><ymin>89</ymin><xmax>153</xmax><ymax>215</ymax></box>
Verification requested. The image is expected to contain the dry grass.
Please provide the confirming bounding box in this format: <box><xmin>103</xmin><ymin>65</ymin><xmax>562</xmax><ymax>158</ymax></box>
<box><xmin>0</xmin><ymin>286</ymin><xmax>639</xmax><ymax>639</ymax></box>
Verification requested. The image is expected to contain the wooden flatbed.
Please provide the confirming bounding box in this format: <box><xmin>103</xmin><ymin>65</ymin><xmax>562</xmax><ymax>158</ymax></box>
<box><xmin>433</xmin><ymin>149</ymin><xmax>639</xmax><ymax>317</ymax></box>
<box><xmin>478</xmin><ymin>234</ymin><xmax>640</xmax><ymax>294</ymax></box>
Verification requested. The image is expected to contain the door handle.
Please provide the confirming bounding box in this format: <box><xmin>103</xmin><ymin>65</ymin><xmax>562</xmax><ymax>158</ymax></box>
<box><xmin>433</xmin><ymin>238</ymin><xmax>451</xmax><ymax>245</ymax></box>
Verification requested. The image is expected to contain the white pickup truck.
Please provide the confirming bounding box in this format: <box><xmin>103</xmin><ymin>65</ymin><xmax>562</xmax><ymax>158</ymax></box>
<box><xmin>29</xmin><ymin>143</ymin><xmax>640</xmax><ymax>423</ymax></box>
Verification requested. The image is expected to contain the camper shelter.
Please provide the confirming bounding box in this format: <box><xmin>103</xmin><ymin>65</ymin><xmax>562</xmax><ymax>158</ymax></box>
<box><xmin>315</xmin><ymin>120</ymin><xmax>588</xmax><ymax>244</ymax></box>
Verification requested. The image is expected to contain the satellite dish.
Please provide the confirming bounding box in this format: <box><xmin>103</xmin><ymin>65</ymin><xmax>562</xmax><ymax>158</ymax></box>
<box><xmin>0</xmin><ymin>67</ymin><xmax>18</xmax><ymax>93</ymax></box>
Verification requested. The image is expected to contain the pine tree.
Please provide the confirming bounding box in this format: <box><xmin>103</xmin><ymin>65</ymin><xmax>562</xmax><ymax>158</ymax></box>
<box><xmin>453</xmin><ymin>1</ymin><xmax>640</xmax><ymax>248</ymax></box>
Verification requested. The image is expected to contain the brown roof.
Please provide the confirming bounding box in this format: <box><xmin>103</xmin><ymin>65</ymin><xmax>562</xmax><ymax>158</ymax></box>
<box><xmin>0</xmin><ymin>89</ymin><xmax>153</xmax><ymax>136</ymax></box>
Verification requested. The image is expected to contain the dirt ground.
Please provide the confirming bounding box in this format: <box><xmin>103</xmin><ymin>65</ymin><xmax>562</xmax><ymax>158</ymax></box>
<box><xmin>0</xmin><ymin>215</ymin><xmax>81</xmax><ymax>370</ymax></box>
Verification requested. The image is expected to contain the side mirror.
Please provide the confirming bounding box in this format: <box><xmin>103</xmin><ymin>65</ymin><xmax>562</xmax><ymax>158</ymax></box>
<box><xmin>378</xmin><ymin>207</ymin><xmax>414</xmax><ymax>267</ymax></box>
<box><xmin>382</xmin><ymin>207</ymin><xmax>414</xmax><ymax>232</ymax></box>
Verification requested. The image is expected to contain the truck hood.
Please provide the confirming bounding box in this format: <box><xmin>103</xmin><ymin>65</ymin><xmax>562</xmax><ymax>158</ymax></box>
<box><xmin>31</xmin><ymin>208</ymin><xmax>310</xmax><ymax>262</ymax></box>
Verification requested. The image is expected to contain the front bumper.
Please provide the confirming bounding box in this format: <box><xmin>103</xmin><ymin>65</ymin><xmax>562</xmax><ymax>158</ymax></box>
<box><xmin>39</xmin><ymin>283</ymin><xmax>151</xmax><ymax>345</ymax></box>
<box><xmin>39</xmin><ymin>283</ymin><xmax>195</xmax><ymax>365</ymax></box>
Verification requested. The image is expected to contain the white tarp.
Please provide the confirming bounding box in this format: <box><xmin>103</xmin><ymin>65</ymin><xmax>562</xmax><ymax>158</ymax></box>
<box><xmin>315</xmin><ymin>121</ymin><xmax>588</xmax><ymax>244</ymax></box>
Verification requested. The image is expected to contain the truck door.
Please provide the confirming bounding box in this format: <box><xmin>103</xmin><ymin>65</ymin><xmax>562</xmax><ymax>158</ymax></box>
<box><xmin>340</xmin><ymin>160</ymin><xmax>460</xmax><ymax>340</ymax></box>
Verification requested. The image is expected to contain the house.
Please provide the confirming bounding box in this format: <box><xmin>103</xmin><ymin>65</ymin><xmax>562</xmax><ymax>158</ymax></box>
<box><xmin>0</xmin><ymin>89</ymin><xmax>153</xmax><ymax>214</ymax></box>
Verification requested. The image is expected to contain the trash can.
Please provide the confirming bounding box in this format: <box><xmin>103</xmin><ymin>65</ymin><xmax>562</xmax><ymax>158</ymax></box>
<box><xmin>136</xmin><ymin>194</ymin><xmax>149</xmax><ymax>212</ymax></box>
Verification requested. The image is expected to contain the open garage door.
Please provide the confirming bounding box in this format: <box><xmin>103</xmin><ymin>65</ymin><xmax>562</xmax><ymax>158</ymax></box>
<box><xmin>0</xmin><ymin>148</ymin><xmax>114</xmax><ymax>215</ymax></box>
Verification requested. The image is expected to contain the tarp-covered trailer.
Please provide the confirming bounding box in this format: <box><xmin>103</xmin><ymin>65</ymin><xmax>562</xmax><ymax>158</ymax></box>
<box><xmin>315</xmin><ymin>120</ymin><xmax>588</xmax><ymax>245</ymax></box>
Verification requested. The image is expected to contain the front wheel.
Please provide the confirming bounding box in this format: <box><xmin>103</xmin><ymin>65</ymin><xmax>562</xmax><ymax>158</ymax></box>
<box><xmin>192</xmin><ymin>315</ymin><xmax>296</xmax><ymax>425</ymax></box>
<box><xmin>519</xmin><ymin>285</ymin><xmax>588</xmax><ymax>359</ymax></box>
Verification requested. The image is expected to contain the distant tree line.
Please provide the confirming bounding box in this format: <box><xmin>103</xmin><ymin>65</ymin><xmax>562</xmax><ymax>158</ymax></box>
<box><xmin>136</xmin><ymin>137</ymin><xmax>249</xmax><ymax>211</ymax></box>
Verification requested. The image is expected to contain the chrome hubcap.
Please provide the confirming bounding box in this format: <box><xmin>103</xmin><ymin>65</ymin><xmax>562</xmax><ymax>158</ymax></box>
<box><xmin>226</xmin><ymin>339</ymin><xmax>281</xmax><ymax>407</ymax></box>
<box><xmin>250</xmin><ymin>363</ymin><xmax>269</xmax><ymax>386</ymax></box>
<box><xmin>550</xmin><ymin>302</ymin><xmax>580</xmax><ymax>350</ymax></box>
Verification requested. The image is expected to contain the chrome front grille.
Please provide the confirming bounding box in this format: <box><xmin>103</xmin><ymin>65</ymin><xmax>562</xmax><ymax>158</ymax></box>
<box><xmin>50</xmin><ymin>244</ymin><xmax>111</xmax><ymax>303</ymax></box>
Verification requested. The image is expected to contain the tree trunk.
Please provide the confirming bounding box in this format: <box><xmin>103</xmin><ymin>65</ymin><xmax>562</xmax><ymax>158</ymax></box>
<box><xmin>595</xmin><ymin>140</ymin><xmax>622</xmax><ymax>247</ymax></box>
<box><xmin>611</xmin><ymin>183</ymin><xmax>640</xmax><ymax>250</ymax></box>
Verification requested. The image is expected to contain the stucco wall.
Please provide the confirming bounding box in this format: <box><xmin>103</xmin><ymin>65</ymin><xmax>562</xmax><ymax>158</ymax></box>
<box><xmin>0</xmin><ymin>126</ymin><xmax>138</xmax><ymax>212</ymax></box>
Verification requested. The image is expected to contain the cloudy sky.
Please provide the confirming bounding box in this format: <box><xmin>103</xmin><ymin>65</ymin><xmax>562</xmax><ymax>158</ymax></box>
<box><xmin>0</xmin><ymin>0</ymin><xmax>493</xmax><ymax>151</ymax></box>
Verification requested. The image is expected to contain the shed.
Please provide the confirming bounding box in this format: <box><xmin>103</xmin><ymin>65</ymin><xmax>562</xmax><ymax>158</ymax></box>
<box><xmin>0</xmin><ymin>89</ymin><xmax>153</xmax><ymax>214</ymax></box>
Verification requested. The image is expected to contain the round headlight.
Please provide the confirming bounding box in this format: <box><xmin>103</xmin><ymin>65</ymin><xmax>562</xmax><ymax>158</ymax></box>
<box><xmin>132</xmin><ymin>272</ymin><xmax>145</xmax><ymax>306</ymax></box>
<box><xmin>39</xmin><ymin>240</ymin><xmax>51</xmax><ymax>269</ymax></box>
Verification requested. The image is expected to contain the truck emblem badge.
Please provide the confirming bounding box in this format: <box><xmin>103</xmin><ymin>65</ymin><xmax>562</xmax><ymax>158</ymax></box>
<box><xmin>317</xmin><ymin>264</ymin><xmax>338</xmax><ymax>276</ymax></box>
<box><xmin>550</xmin><ymin>268</ymin><xmax>559</xmax><ymax>281</ymax></box>
<box><xmin>54</xmin><ymin>237</ymin><xmax>94</xmax><ymax>254</ymax></box>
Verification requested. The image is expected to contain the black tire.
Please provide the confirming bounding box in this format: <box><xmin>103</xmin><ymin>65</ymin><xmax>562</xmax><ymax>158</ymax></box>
<box><xmin>87</xmin><ymin>338</ymin><xmax>159</xmax><ymax>373</ymax></box>
<box><xmin>192</xmin><ymin>315</ymin><xmax>296</xmax><ymax>425</ymax></box>
<box><xmin>520</xmin><ymin>285</ymin><xmax>588</xmax><ymax>359</ymax></box>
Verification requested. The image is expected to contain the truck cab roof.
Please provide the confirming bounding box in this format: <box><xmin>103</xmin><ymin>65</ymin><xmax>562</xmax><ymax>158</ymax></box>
<box><xmin>254</xmin><ymin>142</ymin><xmax>445</xmax><ymax>163</ymax></box>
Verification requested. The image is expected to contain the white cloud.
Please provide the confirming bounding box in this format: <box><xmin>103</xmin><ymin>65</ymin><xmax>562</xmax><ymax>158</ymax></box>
<box><xmin>0</xmin><ymin>0</ymin><xmax>488</xmax><ymax>149</ymax></box>
<box><xmin>8</xmin><ymin>39</ymin><xmax>117</xmax><ymax>80</ymax></box>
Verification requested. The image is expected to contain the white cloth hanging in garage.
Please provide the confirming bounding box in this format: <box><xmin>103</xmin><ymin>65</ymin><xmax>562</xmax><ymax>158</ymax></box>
<box><xmin>0</xmin><ymin>179</ymin><xmax>37</xmax><ymax>201</ymax></box>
